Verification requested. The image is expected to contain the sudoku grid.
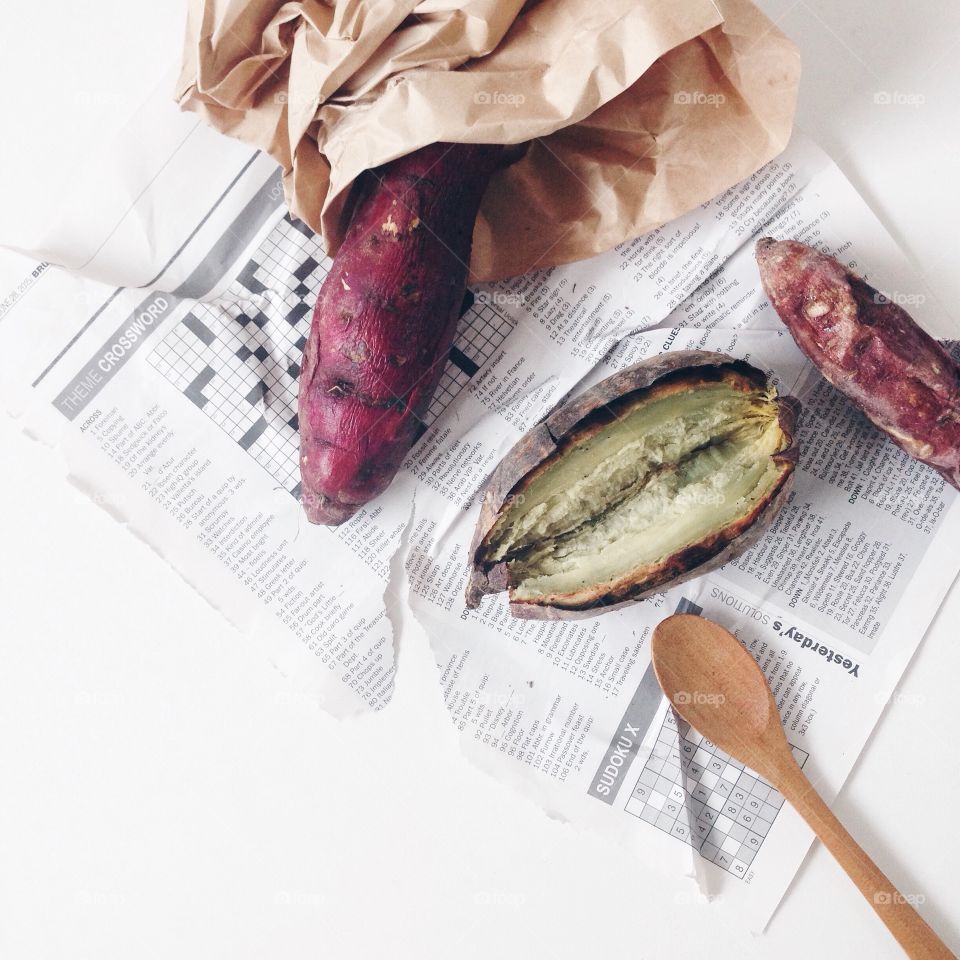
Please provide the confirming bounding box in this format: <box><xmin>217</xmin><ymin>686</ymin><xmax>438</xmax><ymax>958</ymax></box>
<box><xmin>625</xmin><ymin>709</ymin><xmax>809</xmax><ymax>879</ymax></box>
<box><xmin>148</xmin><ymin>213</ymin><xmax>515</xmax><ymax>497</ymax></box>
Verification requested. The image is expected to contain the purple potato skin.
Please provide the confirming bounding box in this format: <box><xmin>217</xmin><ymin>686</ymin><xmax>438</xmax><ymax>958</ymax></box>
<box><xmin>756</xmin><ymin>237</ymin><xmax>960</xmax><ymax>488</ymax></box>
<box><xmin>465</xmin><ymin>351</ymin><xmax>800</xmax><ymax>620</ymax></box>
<box><xmin>299</xmin><ymin>143</ymin><xmax>502</xmax><ymax>525</ymax></box>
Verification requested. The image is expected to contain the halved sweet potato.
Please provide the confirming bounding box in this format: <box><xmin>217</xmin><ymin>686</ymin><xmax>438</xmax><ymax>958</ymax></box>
<box><xmin>465</xmin><ymin>352</ymin><xmax>800</xmax><ymax>619</ymax></box>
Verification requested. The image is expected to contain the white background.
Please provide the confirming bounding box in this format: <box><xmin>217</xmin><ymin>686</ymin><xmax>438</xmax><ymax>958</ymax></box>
<box><xmin>1</xmin><ymin>2</ymin><xmax>958</xmax><ymax>957</ymax></box>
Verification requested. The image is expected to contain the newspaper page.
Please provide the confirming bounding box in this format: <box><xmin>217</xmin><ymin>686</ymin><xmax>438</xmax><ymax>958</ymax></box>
<box><xmin>2</xmin><ymin>83</ymin><xmax>958</xmax><ymax>931</ymax></box>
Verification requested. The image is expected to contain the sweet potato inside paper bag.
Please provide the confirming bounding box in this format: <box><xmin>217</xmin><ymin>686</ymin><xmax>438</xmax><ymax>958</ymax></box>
<box><xmin>177</xmin><ymin>0</ymin><xmax>799</xmax><ymax>282</ymax></box>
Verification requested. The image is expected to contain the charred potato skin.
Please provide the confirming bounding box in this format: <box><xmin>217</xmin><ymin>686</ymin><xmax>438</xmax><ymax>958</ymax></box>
<box><xmin>756</xmin><ymin>237</ymin><xmax>960</xmax><ymax>489</ymax></box>
<box><xmin>465</xmin><ymin>351</ymin><xmax>800</xmax><ymax>619</ymax></box>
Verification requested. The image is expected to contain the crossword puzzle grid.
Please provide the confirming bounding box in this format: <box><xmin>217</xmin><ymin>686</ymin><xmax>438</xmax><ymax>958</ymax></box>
<box><xmin>149</xmin><ymin>213</ymin><xmax>516</xmax><ymax>497</ymax></box>
<box><xmin>433</xmin><ymin>299</ymin><xmax>514</xmax><ymax>414</ymax></box>
<box><xmin>625</xmin><ymin>710</ymin><xmax>808</xmax><ymax>879</ymax></box>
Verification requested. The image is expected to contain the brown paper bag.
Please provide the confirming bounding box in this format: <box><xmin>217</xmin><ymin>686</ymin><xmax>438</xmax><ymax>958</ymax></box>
<box><xmin>177</xmin><ymin>0</ymin><xmax>799</xmax><ymax>281</ymax></box>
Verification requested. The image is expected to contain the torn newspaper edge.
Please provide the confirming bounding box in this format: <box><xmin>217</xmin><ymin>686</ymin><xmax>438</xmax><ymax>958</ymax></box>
<box><xmin>1</xmin><ymin>96</ymin><xmax>957</xmax><ymax>929</ymax></box>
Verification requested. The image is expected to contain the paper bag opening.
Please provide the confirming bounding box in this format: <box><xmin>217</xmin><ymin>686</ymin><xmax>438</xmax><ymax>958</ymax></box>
<box><xmin>177</xmin><ymin>0</ymin><xmax>800</xmax><ymax>281</ymax></box>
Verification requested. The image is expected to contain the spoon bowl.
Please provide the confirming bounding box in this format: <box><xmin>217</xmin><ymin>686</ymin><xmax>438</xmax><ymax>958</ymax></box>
<box><xmin>651</xmin><ymin>613</ymin><xmax>787</xmax><ymax>783</ymax></box>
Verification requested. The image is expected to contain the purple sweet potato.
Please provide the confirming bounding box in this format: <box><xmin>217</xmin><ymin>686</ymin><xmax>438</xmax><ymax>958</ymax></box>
<box><xmin>756</xmin><ymin>238</ymin><xmax>960</xmax><ymax>488</ymax></box>
<box><xmin>299</xmin><ymin>143</ymin><xmax>502</xmax><ymax>525</ymax></box>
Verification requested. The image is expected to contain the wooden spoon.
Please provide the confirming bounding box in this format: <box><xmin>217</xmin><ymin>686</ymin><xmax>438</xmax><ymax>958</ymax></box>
<box><xmin>651</xmin><ymin>613</ymin><xmax>955</xmax><ymax>960</ymax></box>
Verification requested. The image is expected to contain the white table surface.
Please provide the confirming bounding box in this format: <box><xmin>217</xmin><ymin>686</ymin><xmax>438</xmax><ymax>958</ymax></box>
<box><xmin>1</xmin><ymin>2</ymin><xmax>958</xmax><ymax>957</ymax></box>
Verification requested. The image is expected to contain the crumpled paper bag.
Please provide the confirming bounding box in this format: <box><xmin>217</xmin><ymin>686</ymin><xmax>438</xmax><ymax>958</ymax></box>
<box><xmin>177</xmin><ymin>0</ymin><xmax>800</xmax><ymax>281</ymax></box>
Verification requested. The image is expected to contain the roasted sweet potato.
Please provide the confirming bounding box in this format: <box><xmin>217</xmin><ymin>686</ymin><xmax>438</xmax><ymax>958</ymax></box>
<box><xmin>299</xmin><ymin>143</ymin><xmax>502</xmax><ymax>525</ymax></box>
<box><xmin>466</xmin><ymin>352</ymin><xmax>800</xmax><ymax>619</ymax></box>
<box><xmin>756</xmin><ymin>238</ymin><xmax>960</xmax><ymax>488</ymax></box>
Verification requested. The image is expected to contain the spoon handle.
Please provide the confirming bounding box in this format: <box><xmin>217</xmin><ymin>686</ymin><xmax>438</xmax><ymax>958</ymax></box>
<box><xmin>775</xmin><ymin>761</ymin><xmax>955</xmax><ymax>960</ymax></box>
